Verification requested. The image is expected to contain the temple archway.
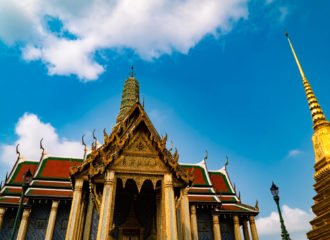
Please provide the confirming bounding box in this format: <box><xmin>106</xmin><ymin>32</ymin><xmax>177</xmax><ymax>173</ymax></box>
<box><xmin>112</xmin><ymin>178</ymin><xmax>157</xmax><ymax>239</ymax></box>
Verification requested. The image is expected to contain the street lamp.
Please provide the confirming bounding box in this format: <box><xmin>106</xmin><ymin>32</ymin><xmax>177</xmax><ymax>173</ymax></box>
<box><xmin>270</xmin><ymin>182</ymin><xmax>291</xmax><ymax>240</ymax></box>
<box><xmin>10</xmin><ymin>169</ymin><xmax>33</xmax><ymax>240</ymax></box>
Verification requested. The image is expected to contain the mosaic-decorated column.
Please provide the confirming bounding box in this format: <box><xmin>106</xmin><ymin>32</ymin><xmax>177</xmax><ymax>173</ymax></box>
<box><xmin>242</xmin><ymin>219</ymin><xmax>250</xmax><ymax>240</ymax></box>
<box><xmin>16</xmin><ymin>208</ymin><xmax>31</xmax><ymax>240</ymax></box>
<box><xmin>45</xmin><ymin>200</ymin><xmax>59</xmax><ymax>240</ymax></box>
<box><xmin>0</xmin><ymin>207</ymin><xmax>6</xmax><ymax>229</ymax></box>
<box><xmin>163</xmin><ymin>173</ymin><xmax>178</xmax><ymax>239</ymax></box>
<box><xmin>97</xmin><ymin>170</ymin><xmax>116</xmax><ymax>240</ymax></box>
<box><xmin>156</xmin><ymin>191</ymin><xmax>163</xmax><ymax>240</ymax></box>
<box><xmin>249</xmin><ymin>216</ymin><xmax>259</xmax><ymax>240</ymax></box>
<box><xmin>233</xmin><ymin>215</ymin><xmax>242</xmax><ymax>240</ymax></box>
<box><xmin>190</xmin><ymin>204</ymin><xmax>198</xmax><ymax>240</ymax></box>
<box><xmin>213</xmin><ymin>215</ymin><xmax>222</xmax><ymax>240</ymax></box>
<box><xmin>77</xmin><ymin>193</ymin><xmax>87</xmax><ymax>240</ymax></box>
<box><xmin>83</xmin><ymin>196</ymin><xmax>94</xmax><ymax>240</ymax></box>
<box><xmin>180</xmin><ymin>188</ymin><xmax>192</xmax><ymax>240</ymax></box>
<box><xmin>66</xmin><ymin>178</ymin><xmax>84</xmax><ymax>240</ymax></box>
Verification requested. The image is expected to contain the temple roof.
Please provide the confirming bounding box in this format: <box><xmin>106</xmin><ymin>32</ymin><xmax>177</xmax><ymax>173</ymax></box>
<box><xmin>0</xmin><ymin>156</ymin><xmax>83</xmax><ymax>206</ymax></box>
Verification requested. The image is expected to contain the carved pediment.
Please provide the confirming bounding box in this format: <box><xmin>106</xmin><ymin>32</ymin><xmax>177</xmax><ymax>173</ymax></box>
<box><xmin>70</xmin><ymin>103</ymin><xmax>194</xmax><ymax>185</ymax></box>
<box><xmin>112</xmin><ymin>155</ymin><xmax>168</xmax><ymax>174</ymax></box>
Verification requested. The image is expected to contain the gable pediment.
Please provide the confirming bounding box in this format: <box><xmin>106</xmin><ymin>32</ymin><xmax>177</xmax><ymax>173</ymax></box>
<box><xmin>112</xmin><ymin>131</ymin><xmax>168</xmax><ymax>174</ymax></box>
<box><xmin>70</xmin><ymin>103</ymin><xmax>194</xmax><ymax>185</ymax></box>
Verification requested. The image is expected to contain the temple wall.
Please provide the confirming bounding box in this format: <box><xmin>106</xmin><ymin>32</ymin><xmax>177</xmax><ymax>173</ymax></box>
<box><xmin>196</xmin><ymin>208</ymin><xmax>214</xmax><ymax>240</ymax></box>
<box><xmin>0</xmin><ymin>208</ymin><xmax>17</xmax><ymax>239</ymax></box>
<box><xmin>53</xmin><ymin>201</ymin><xmax>71</xmax><ymax>240</ymax></box>
<box><xmin>26</xmin><ymin>202</ymin><xmax>51</xmax><ymax>240</ymax></box>
<box><xmin>220</xmin><ymin>218</ymin><xmax>235</xmax><ymax>240</ymax></box>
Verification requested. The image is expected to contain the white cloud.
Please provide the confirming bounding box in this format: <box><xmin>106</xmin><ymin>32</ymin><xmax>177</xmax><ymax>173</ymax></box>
<box><xmin>257</xmin><ymin>205</ymin><xmax>313</xmax><ymax>239</ymax></box>
<box><xmin>0</xmin><ymin>113</ymin><xmax>83</xmax><ymax>165</ymax></box>
<box><xmin>0</xmin><ymin>0</ymin><xmax>248</xmax><ymax>81</ymax></box>
<box><xmin>287</xmin><ymin>149</ymin><xmax>303</xmax><ymax>158</ymax></box>
<box><xmin>265</xmin><ymin>0</ymin><xmax>275</xmax><ymax>4</ymax></box>
<box><xmin>278</xmin><ymin>6</ymin><xmax>289</xmax><ymax>23</ymax></box>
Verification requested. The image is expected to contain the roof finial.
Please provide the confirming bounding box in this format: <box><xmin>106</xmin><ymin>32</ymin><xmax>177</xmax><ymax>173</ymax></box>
<box><xmin>255</xmin><ymin>200</ymin><xmax>259</xmax><ymax>210</ymax></box>
<box><xmin>286</xmin><ymin>32</ymin><xmax>329</xmax><ymax>130</ymax></box>
<box><xmin>92</xmin><ymin>129</ymin><xmax>97</xmax><ymax>150</ymax></box>
<box><xmin>204</xmin><ymin>150</ymin><xmax>208</xmax><ymax>162</ymax></box>
<box><xmin>82</xmin><ymin>135</ymin><xmax>88</xmax><ymax>160</ymax></box>
<box><xmin>103</xmin><ymin>128</ymin><xmax>108</xmax><ymax>143</ymax></box>
<box><xmin>16</xmin><ymin>144</ymin><xmax>21</xmax><ymax>160</ymax></box>
<box><xmin>40</xmin><ymin>138</ymin><xmax>46</xmax><ymax>159</ymax></box>
<box><xmin>130</xmin><ymin>66</ymin><xmax>135</xmax><ymax>78</ymax></box>
<box><xmin>225</xmin><ymin>155</ymin><xmax>229</xmax><ymax>168</ymax></box>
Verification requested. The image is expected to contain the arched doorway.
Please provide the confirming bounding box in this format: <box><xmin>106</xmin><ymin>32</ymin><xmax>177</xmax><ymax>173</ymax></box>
<box><xmin>112</xmin><ymin>178</ymin><xmax>157</xmax><ymax>240</ymax></box>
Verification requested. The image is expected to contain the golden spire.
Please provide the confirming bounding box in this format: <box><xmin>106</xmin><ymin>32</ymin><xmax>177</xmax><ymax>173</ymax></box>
<box><xmin>285</xmin><ymin>33</ymin><xmax>329</xmax><ymax>130</ymax></box>
<box><xmin>116</xmin><ymin>66</ymin><xmax>140</xmax><ymax>122</ymax></box>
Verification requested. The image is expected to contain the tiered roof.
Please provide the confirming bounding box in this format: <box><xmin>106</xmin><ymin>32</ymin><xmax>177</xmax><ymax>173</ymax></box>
<box><xmin>181</xmin><ymin>159</ymin><xmax>258</xmax><ymax>215</ymax></box>
<box><xmin>0</xmin><ymin>155</ymin><xmax>82</xmax><ymax>207</ymax></box>
<box><xmin>181</xmin><ymin>160</ymin><xmax>220</xmax><ymax>204</ymax></box>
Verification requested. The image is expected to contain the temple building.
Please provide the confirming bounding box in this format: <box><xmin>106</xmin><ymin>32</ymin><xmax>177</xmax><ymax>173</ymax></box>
<box><xmin>0</xmin><ymin>71</ymin><xmax>259</xmax><ymax>240</ymax></box>
<box><xmin>286</xmin><ymin>34</ymin><xmax>330</xmax><ymax>240</ymax></box>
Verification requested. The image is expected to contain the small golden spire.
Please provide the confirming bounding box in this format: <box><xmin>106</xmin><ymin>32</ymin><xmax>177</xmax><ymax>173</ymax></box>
<box><xmin>286</xmin><ymin>32</ymin><xmax>329</xmax><ymax>130</ymax></box>
<box><xmin>116</xmin><ymin>67</ymin><xmax>140</xmax><ymax>122</ymax></box>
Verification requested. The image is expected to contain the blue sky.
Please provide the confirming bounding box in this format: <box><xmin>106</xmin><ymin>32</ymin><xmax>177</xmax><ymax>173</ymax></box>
<box><xmin>1</xmin><ymin>0</ymin><xmax>329</xmax><ymax>239</ymax></box>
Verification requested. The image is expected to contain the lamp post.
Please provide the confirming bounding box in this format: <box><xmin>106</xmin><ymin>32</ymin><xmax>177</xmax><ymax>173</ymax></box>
<box><xmin>10</xmin><ymin>169</ymin><xmax>33</xmax><ymax>240</ymax></box>
<box><xmin>270</xmin><ymin>182</ymin><xmax>291</xmax><ymax>240</ymax></box>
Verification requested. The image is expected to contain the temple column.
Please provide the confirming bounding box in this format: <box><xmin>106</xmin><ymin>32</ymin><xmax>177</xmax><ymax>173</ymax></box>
<box><xmin>163</xmin><ymin>173</ymin><xmax>178</xmax><ymax>239</ymax></box>
<box><xmin>234</xmin><ymin>215</ymin><xmax>242</xmax><ymax>240</ymax></box>
<box><xmin>180</xmin><ymin>188</ymin><xmax>192</xmax><ymax>240</ymax></box>
<box><xmin>156</xmin><ymin>191</ymin><xmax>163</xmax><ymax>240</ymax></box>
<box><xmin>249</xmin><ymin>216</ymin><xmax>259</xmax><ymax>240</ymax></box>
<box><xmin>16</xmin><ymin>208</ymin><xmax>31</xmax><ymax>240</ymax></box>
<box><xmin>190</xmin><ymin>204</ymin><xmax>198</xmax><ymax>240</ymax></box>
<box><xmin>0</xmin><ymin>207</ymin><xmax>6</xmax><ymax>229</ymax></box>
<box><xmin>66</xmin><ymin>178</ymin><xmax>84</xmax><ymax>240</ymax></box>
<box><xmin>45</xmin><ymin>200</ymin><xmax>59</xmax><ymax>240</ymax></box>
<box><xmin>77</xmin><ymin>193</ymin><xmax>87</xmax><ymax>240</ymax></box>
<box><xmin>97</xmin><ymin>170</ymin><xmax>116</xmax><ymax>240</ymax></box>
<box><xmin>83</xmin><ymin>195</ymin><xmax>94</xmax><ymax>240</ymax></box>
<box><xmin>213</xmin><ymin>215</ymin><xmax>221</xmax><ymax>240</ymax></box>
<box><xmin>242</xmin><ymin>219</ymin><xmax>250</xmax><ymax>240</ymax></box>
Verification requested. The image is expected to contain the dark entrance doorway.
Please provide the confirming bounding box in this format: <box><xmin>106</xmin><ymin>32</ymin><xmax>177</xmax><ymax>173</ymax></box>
<box><xmin>112</xmin><ymin>179</ymin><xmax>156</xmax><ymax>239</ymax></box>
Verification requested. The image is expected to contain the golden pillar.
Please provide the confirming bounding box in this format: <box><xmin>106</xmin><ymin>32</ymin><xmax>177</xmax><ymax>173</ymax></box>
<box><xmin>249</xmin><ymin>216</ymin><xmax>258</xmax><ymax>240</ymax></box>
<box><xmin>16</xmin><ymin>208</ymin><xmax>31</xmax><ymax>240</ymax></box>
<box><xmin>233</xmin><ymin>215</ymin><xmax>242</xmax><ymax>240</ymax></box>
<box><xmin>212</xmin><ymin>215</ymin><xmax>221</xmax><ymax>240</ymax></box>
<box><xmin>45</xmin><ymin>200</ymin><xmax>59</xmax><ymax>240</ymax></box>
<box><xmin>156</xmin><ymin>191</ymin><xmax>163</xmax><ymax>240</ymax></box>
<box><xmin>0</xmin><ymin>207</ymin><xmax>6</xmax><ymax>229</ymax></box>
<box><xmin>163</xmin><ymin>173</ymin><xmax>178</xmax><ymax>240</ymax></box>
<box><xmin>176</xmin><ymin>203</ymin><xmax>182</xmax><ymax>239</ymax></box>
<box><xmin>97</xmin><ymin>170</ymin><xmax>116</xmax><ymax>240</ymax></box>
<box><xmin>66</xmin><ymin>178</ymin><xmax>84</xmax><ymax>240</ymax></box>
<box><xmin>190</xmin><ymin>204</ymin><xmax>198</xmax><ymax>240</ymax></box>
<box><xmin>242</xmin><ymin>219</ymin><xmax>250</xmax><ymax>240</ymax></box>
<box><xmin>77</xmin><ymin>193</ymin><xmax>87</xmax><ymax>240</ymax></box>
<box><xmin>180</xmin><ymin>188</ymin><xmax>192</xmax><ymax>240</ymax></box>
<box><xmin>83</xmin><ymin>196</ymin><xmax>94</xmax><ymax>240</ymax></box>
